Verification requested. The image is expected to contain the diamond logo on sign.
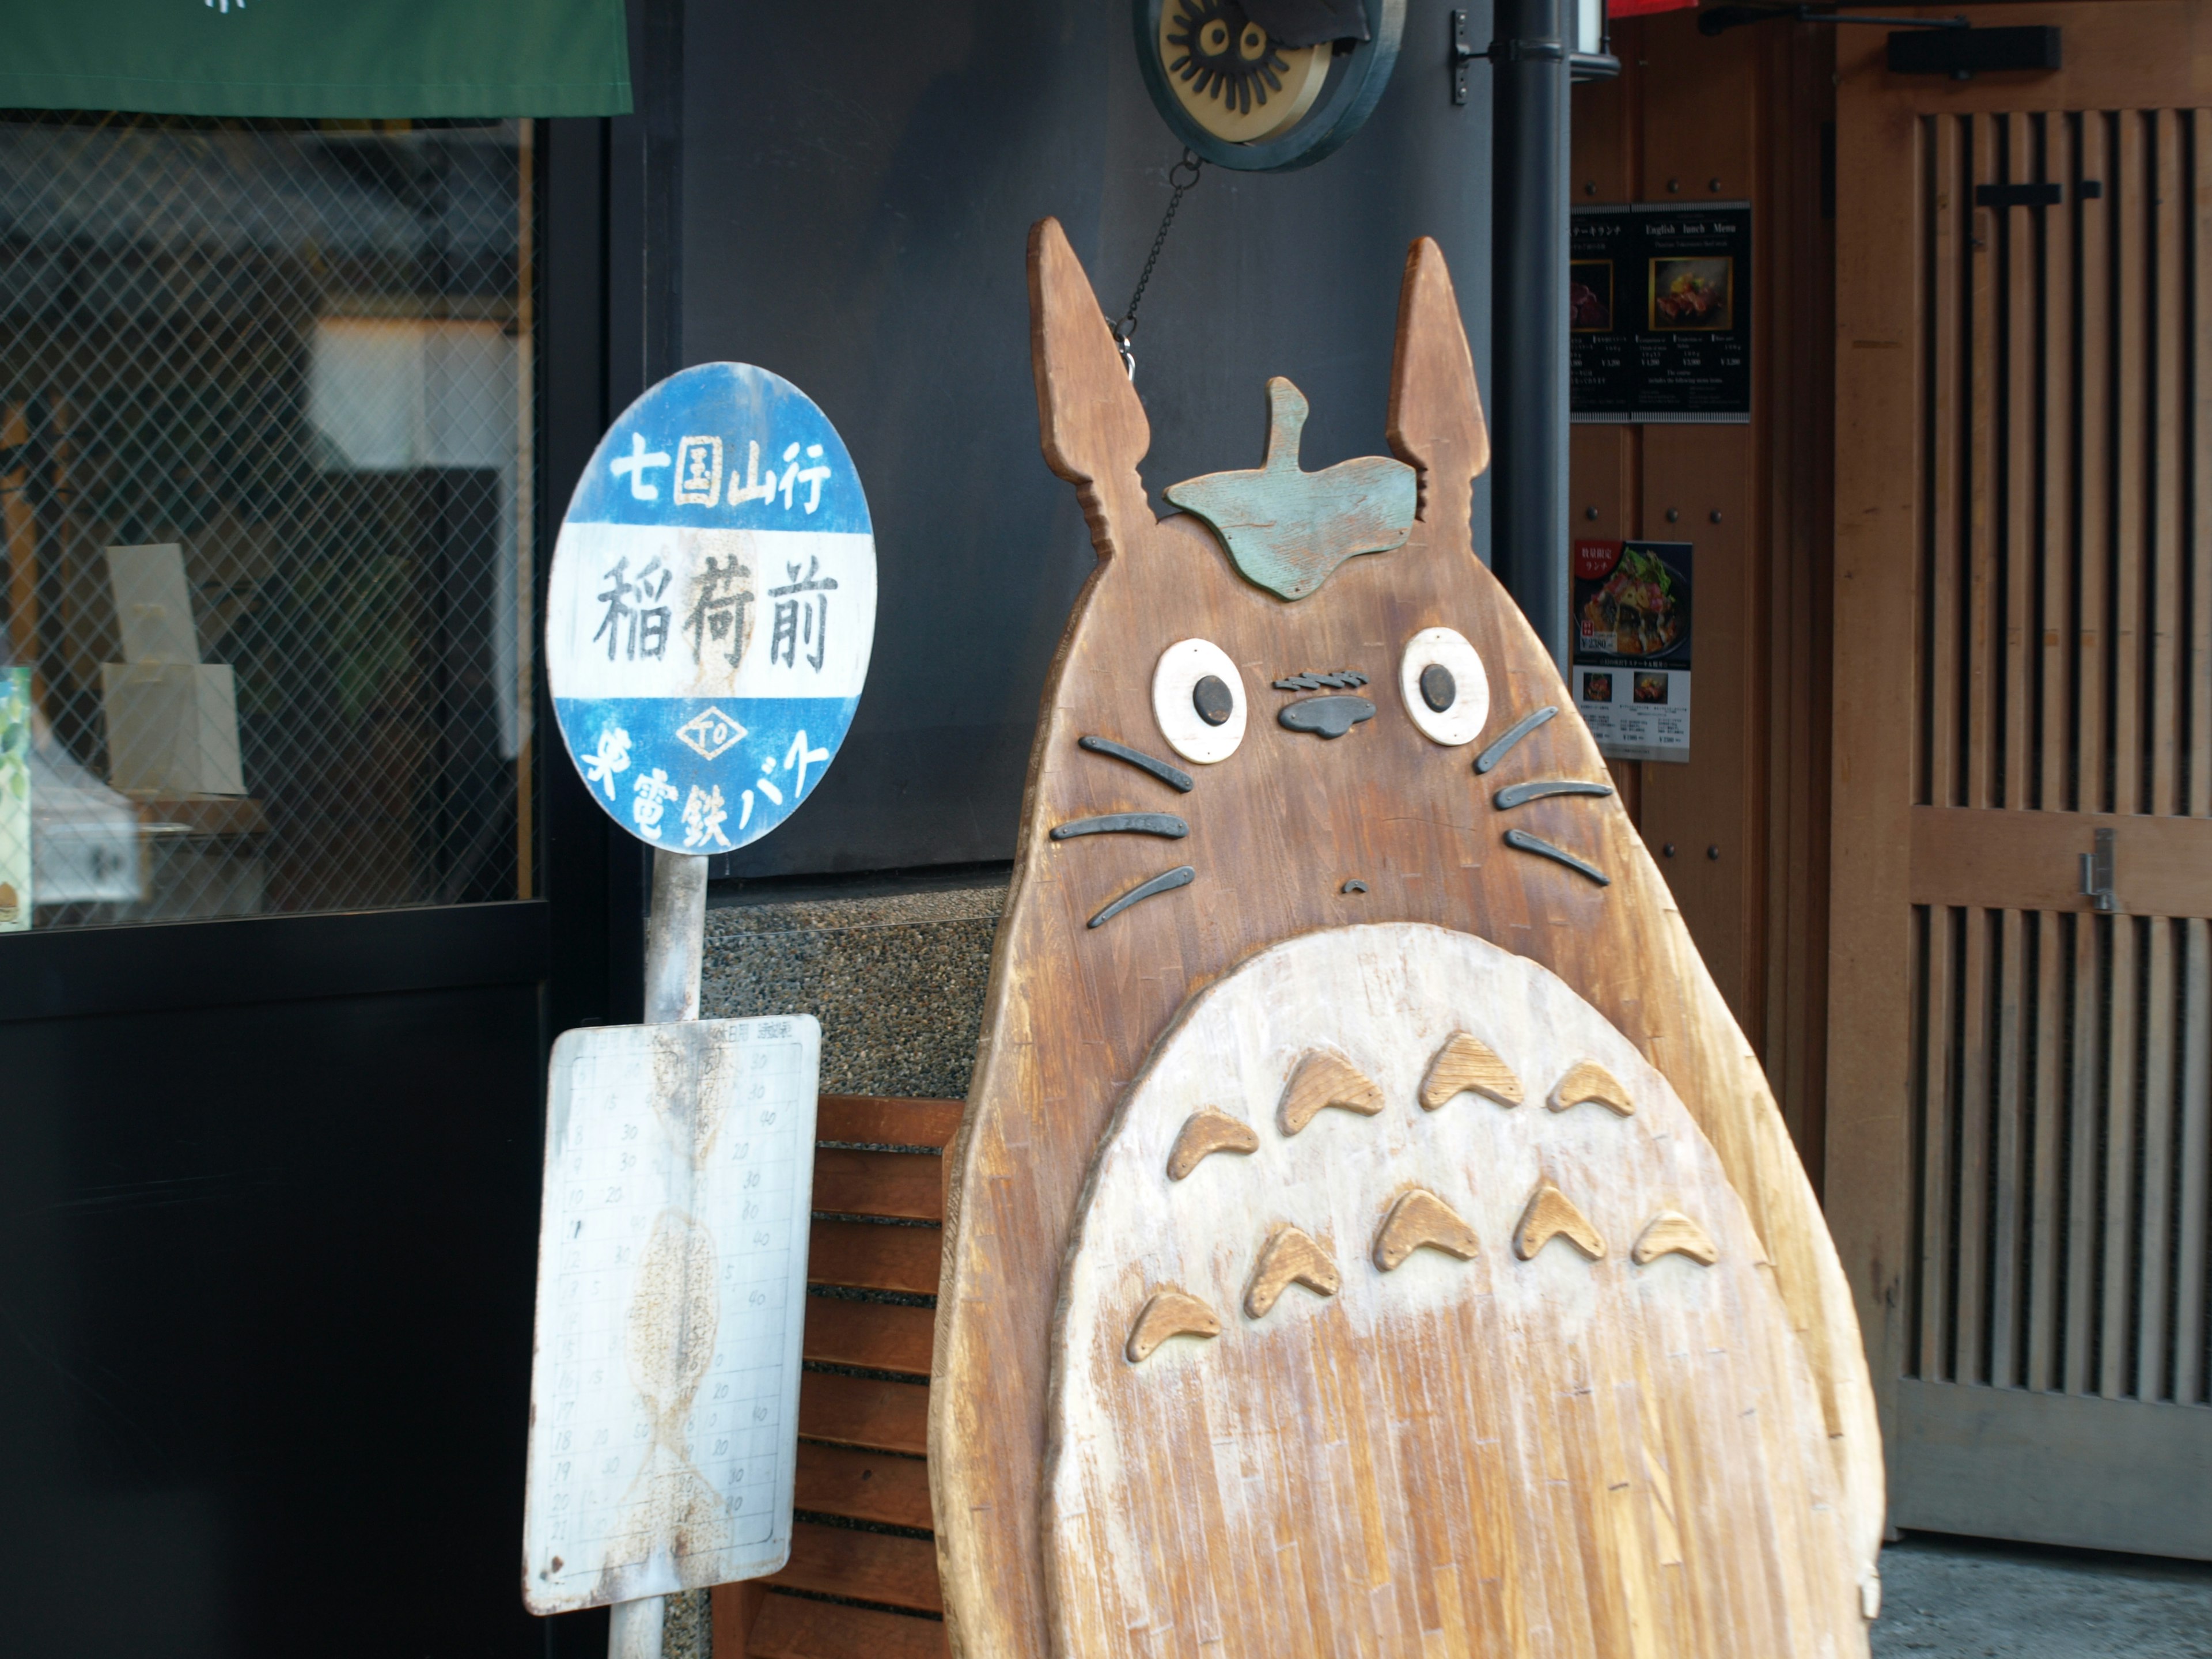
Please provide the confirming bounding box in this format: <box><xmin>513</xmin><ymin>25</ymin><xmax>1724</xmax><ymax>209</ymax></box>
<box><xmin>676</xmin><ymin>706</ymin><xmax>747</xmax><ymax>760</ymax></box>
<box><xmin>547</xmin><ymin>364</ymin><xmax>877</xmax><ymax>853</ymax></box>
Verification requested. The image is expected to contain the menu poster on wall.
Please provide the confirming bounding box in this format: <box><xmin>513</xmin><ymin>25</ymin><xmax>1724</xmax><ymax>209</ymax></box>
<box><xmin>1571</xmin><ymin>539</ymin><xmax>1692</xmax><ymax>764</ymax></box>
<box><xmin>1570</xmin><ymin>203</ymin><xmax>1751</xmax><ymax>422</ymax></box>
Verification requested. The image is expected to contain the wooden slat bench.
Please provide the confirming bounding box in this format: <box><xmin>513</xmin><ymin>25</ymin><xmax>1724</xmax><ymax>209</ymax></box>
<box><xmin>711</xmin><ymin>1095</ymin><xmax>959</xmax><ymax>1658</ymax></box>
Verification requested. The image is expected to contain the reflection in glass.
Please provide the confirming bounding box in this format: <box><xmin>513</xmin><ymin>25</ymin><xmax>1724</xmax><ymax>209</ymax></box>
<box><xmin>0</xmin><ymin>115</ymin><xmax>537</xmax><ymax>927</ymax></box>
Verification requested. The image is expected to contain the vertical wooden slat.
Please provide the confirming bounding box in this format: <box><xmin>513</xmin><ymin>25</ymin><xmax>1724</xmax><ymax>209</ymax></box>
<box><xmin>2176</xmin><ymin>918</ymin><xmax>2210</xmax><ymax>1404</ymax></box>
<box><xmin>1984</xmin><ymin>112</ymin><xmax>2037</xmax><ymax>1388</ymax></box>
<box><xmin>2041</xmin><ymin>111</ymin><xmax>2077</xmax><ymax>814</ymax></box>
<box><xmin>2078</xmin><ymin>112</ymin><xmax>2113</xmax><ymax>816</ymax></box>
<box><xmin>1955</xmin><ymin>906</ymin><xmax>1994</xmax><ymax>1382</ymax></box>
<box><xmin>2115</xmin><ymin>109</ymin><xmax>2148</xmax><ymax>819</ymax></box>
<box><xmin>1967</xmin><ymin>116</ymin><xmax>2000</xmax><ymax>811</ymax></box>
<box><xmin>2152</xmin><ymin>108</ymin><xmax>2186</xmax><ymax>820</ymax></box>
<box><xmin>1990</xmin><ymin>907</ymin><xmax>2029</xmax><ymax>1385</ymax></box>
<box><xmin>2194</xmin><ymin>106</ymin><xmax>2212</xmax><ymax>828</ymax></box>
<box><xmin>2139</xmin><ymin>918</ymin><xmax>2177</xmax><ymax>1400</ymax></box>
<box><xmin>2179</xmin><ymin>110</ymin><xmax>2212</xmax><ymax>1410</ymax></box>
<box><xmin>1929</xmin><ymin>115</ymin><xmax>1967</xmax><ymax>810</ymax></box>
<box><xmin>2028</xmin><ymin>908</ymin><xmax>2065</xmax><ymax>1389</ymax></box>
<box><xmin>1832</xmin><ymin>64</ymin><xmax>1933</xmax><ymax>1440</ymax></box>
<box><xmin>2067</xmin><ymin>117</ymin><xmax>2114</xmax><ymax>1391</ymax></box>
<box><xmin>1919</xmin><ymin>906</ymin><xmax>1959</xmax><ymax>1378</ymax></box>
<box><xmin>2100</xmin><ymin>112</ymin><xmax>2149</xmax><ymax>1400</ymax></box>
<box><xmin>2063</xmin><ymin>910</ymin><xmax>2102</xmax><ymax>1395</ymax></box>
<box><xmin>2026</xmin><ymin>111</ymin><xmax>2077</xmax><ymax>1393</ymax></box>
<box><xmin>2133</xmin><ymin>109</ymin><xmax>2186</xmax><ymax>1404</ymax></box>
<box><xmin>2100</xmin><ymin>915</ymin><xmax>2141</xmax><ymax>1399</ymax></box>
<box><xmin>2004</xmin><ymin>112</ymin><xmax>2037</xmax><ymax>812</ymax></box>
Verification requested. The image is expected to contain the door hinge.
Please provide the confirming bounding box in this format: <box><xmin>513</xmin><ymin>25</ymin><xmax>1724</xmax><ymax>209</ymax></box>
<box><xmin>2080</xmin><ymin>827</ymin><xmax>2118</xmax><ymax>914</ymax></box>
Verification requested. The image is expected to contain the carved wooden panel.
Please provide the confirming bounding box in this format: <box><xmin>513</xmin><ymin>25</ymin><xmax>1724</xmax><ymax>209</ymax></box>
<box><xmin>930</xmin><ymin>220</ymin><xmax>1881</xmax><ymax>1658</ymax></box>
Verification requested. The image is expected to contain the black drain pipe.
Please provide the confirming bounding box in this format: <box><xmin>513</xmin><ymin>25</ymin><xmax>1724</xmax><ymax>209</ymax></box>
<box><xmin>1491</xmin><ymin>0</ymin><xmax>1572</xmax><ymax>669</ymax></box>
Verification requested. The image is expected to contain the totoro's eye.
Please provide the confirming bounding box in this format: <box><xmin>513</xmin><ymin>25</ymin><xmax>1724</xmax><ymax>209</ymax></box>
<box><xmin>1152</xmin><ymin>638</ymin><xmax>1247</xmax><ymax>763</ymax></box>
<box><xmin>1398</xmin><ymin>626</ymin><xmax>1491</xmax><ymax>745</ymax></box>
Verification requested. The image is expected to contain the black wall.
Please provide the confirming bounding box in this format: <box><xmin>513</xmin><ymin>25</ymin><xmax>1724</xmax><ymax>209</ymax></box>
<box><xmin>673</xmin><ymin>0</ymin><xmax>1496</xmax><ymax>880</ymax></box>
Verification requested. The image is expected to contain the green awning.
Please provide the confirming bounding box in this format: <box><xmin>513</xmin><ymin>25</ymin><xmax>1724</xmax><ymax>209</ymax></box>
<box><xmin>1</xmin><ymin>0</ymin><xmax>632</xmax><ymax>119</ymax></box>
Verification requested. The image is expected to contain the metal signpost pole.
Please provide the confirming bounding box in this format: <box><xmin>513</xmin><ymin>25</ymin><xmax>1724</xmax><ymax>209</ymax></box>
<box><xmin>642</xmin><ymin>849</ymin><xmax>709</xmax><ymax>1025</ymax></box>
<box><xmin>607</xmin><ymin>846</ymin><xmax>710</xmax><ymax>1658</ymax></box>
<box><xmin>1492</xmin><ymin>0</ymin><xmax>1573</xmax><ymax>672</ymax></box>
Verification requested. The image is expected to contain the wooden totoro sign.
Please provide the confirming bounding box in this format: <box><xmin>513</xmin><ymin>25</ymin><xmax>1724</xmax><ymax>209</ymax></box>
<box><xmin>930</xmin><ymin>220</ymin><xmax>1884</xmax><ymax>1658</ymax></box>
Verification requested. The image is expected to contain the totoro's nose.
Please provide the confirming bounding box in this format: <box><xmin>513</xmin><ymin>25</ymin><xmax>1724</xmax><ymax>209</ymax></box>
<box><xmin>1278</xmin><ymin>694</ymin><xmax>1375</xmax><ymax>738</ymax></box>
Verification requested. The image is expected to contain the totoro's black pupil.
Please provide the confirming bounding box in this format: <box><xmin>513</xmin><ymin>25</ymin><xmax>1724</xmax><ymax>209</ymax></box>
<box><xmin>1419</xmin><ymin>663</ymin><xmax>1456</xmax><ymax>713</ymax></box>
<box><xmin>1192</xmin><ymin>674</ymin><xmax>1235</xmax><ymax>727</ymax></box>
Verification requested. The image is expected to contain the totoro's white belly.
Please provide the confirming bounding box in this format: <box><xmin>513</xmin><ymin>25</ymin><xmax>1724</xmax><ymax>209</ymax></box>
<box><xmin>1043</xmin><ymin>923</ymin><xmax>1865</xmax><ymax>1659</ymax></box>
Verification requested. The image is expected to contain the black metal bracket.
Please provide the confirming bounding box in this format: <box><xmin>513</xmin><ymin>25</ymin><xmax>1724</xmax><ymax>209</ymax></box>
<box><xmin>1452</xmin><ymin>8</ymin><xmax>1475</xmax><ymax>104</ymax></box>
<box><xmin>1452</xmin><ymin>6</ymin><xmax>1615</xmax><ymax>104</ymax></box>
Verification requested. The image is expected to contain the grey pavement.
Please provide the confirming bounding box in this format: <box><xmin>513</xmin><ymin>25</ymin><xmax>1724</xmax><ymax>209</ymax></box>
<box><xmin>1874</xmin><ymin>1533</ymin><xmax>2212</xmax><ymax>1658</ymax></box>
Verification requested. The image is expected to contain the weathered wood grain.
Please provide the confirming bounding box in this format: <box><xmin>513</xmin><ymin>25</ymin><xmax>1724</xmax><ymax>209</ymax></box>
<box><xmin>1046</xmin><ymin>928</ymin><xmax>1861</xmax><ymax>1657</ymax></box>
<box><xmin>797</xmin><ymin>1372</ymin><xmax>929</xmax><ymax>1455</ymax></box>
<box><xmin>744</xmin><ymin>1593</ymin><xmax>950</xmax><ymax>1659</ymax></box>
<box><xmin>793</xmin><ymin>1440</ymin><xmax>935</xmax><ymax>1531</ymax></box>
<box><xmin>932</xmin><ymin>221</ymin><xmax>1880</xmax><ymax>1658</ymax></box>
<box><xmin>802</xmin><ymin>1297</ymin><xmax>934</xmax><ymax>1377</ymax></box>
<box><xmin>767</xmin><ymin>1520</ymin><xmax>943</xmax><ymax>1612</ymax></box>
<box><xmin>818</xmin><ymin>1094</ymin><xmax>965</xmax><ymax>1151</ymax></box>
<box><xmin>813</xmin><ymin>1149</ymin><xmax>944</xmax><ymax>1222</ymax></box>
<box><xmin>806</xmin><ymin>1219</ymin><xmax>943</xmax><ymax>1297</ymax></box>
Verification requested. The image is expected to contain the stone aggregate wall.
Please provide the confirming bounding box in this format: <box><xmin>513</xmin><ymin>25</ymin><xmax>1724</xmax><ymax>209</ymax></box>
<box><xmin>699</xmin><ymin>882</ymin><xmax>1006</xmax><ymax>1101</ymax></box>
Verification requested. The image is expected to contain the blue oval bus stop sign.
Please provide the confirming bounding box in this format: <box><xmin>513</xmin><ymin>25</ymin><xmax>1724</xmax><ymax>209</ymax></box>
<box><xmin>547</xmin><ymin>364</ymin><xmax>875</xmax><ymax>853</ymax></box>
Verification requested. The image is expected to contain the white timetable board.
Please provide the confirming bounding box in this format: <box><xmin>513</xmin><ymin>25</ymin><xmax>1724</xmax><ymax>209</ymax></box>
<box><xmin>521</xmin><ymin>1016</ymin><xmax>820</xmax><ymax>1613</ymax></box>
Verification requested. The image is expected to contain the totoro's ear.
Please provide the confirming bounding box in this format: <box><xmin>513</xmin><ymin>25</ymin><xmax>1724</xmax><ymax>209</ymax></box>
<box><xmin>1386</xmin><ymin>237</ymin><xmax>1491</xmax><ymax>547</ymax></box>
<box><xmin>1029</xmin><ymin>217</ymin><xmax>1152</xmax><ymax>562</ymax></box>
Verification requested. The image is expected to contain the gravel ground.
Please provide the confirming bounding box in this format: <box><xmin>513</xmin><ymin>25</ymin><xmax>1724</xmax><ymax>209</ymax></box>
<box><xmin>1874</xmin><ymin>1533</ymin><xmax>2212</xmax><ymax>1658</ymax></box>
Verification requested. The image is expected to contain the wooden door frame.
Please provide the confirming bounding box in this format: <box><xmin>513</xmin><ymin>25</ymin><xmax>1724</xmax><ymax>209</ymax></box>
<box><xmin>1827</xmin><ymin>0</ymin><xmax>2212</xmax><ymax>1457</ymax></box>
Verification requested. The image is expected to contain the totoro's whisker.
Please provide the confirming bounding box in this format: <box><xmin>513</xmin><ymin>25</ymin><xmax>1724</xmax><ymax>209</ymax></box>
<box><xmin>1051</xmin><ymin>812</ymin><xmax>1189</xmax><ymax>840</ymax></box>
<box><xmin>1503</xmin><ymin>828</ymin><xmax>1609</xmax><ymax>887</ymax></box>
<box><xmin>1493</xmin><ymin>778</ymin><xmax>1615</xmax><ymax>811</ymax></box>
<box><xmin>1087</xmin><ymin>865</ymin><xmax>1196</xmax><ymax>929</ymax></box>
<box><xmin>1473</xmin><ymin>704</ymin><xmax>1558</xmax><ymax>774</ymax></box>
<box><xmin>1078</xmin><ymin>734</ymin><xmax>1194</xmax><ymax>793</ymax></box>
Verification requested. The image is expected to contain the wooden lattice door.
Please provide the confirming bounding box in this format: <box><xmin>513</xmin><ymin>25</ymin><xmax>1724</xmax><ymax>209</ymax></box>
<box><xmin>1830</xmin><ymin>2</ymin><xmax>2212</xmax><ymax>1555</ymax></box>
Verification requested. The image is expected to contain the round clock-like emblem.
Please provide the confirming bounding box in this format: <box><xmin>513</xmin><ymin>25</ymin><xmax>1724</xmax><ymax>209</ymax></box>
<box><xmin>1135</xmin><ymin>0</ymin><xmax>1404</xmax><ymax>172</ymax></box>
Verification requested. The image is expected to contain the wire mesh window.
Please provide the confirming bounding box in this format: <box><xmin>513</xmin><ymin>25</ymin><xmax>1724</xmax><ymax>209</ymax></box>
<box><xmin>0</xmin><ymin>113</ymin><xmax>538</xmax><ymax>932</ymax></box>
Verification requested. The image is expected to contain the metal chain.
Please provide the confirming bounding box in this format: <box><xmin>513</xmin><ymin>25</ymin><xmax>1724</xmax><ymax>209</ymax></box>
<box><xmin>1112</xmin><ymin>149</ymin><xmax>1205</xmax><ymax>380</ymax></box>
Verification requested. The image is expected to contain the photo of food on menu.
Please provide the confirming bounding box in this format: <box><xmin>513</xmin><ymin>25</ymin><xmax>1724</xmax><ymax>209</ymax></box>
<box><xmin>1570</xmin><ymin>539</ymin><xmax>1694</xmax><ymax>764</ymax></box>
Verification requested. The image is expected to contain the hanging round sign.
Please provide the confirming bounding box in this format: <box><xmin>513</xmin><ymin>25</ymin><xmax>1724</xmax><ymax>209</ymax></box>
<box><xmin>1134</xmin><ymin>0</ymin><xmax>1404</xmax><ymax>172</ymax></box>
<box><xmin>547</xmin><ymin>363</ymin><xmax>876</xmax><ymax>854</ymax></box>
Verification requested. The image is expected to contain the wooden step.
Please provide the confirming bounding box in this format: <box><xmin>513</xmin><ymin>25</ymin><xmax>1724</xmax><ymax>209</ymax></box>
<box><xmin>817</xmin><ymin>1094</ymin><xmax>963</xmax><ymax>1150</ymax></box>
<box><xmin>803</xmin><ymin>1296</ymin><xmax>935</xmax><ymax>1376</ymax></box>
<box><xmin>808</xmin><ymin>1218</ymin><xmax>942</xmax><ymax>1296</ymax></box>
<box><xmin>763</xmin><ymin>1519</ymin><xmax>943</xmax><ymax>1613</ymax></box>
<box><xmin>796</xmin><ymin>1370</ymin><xmax>929</xmax><ymax>1456</ymax></box>
<box><xmin>812</xmin><ymin>1147</ymin><xmax>945</xmax><ymax>1222</ymax></box>
<box><xmin>738</xmin><ymin>1592</ymin><xmax>949</xmax><ymax>1659</ymax></box>
<box><xmin>794</xmin><ymin>1440</ymin><xmax>933</xmax><ymax>1531</ymax></box>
